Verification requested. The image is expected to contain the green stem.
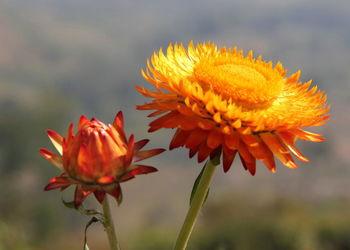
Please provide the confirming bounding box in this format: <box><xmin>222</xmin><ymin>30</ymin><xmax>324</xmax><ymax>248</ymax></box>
<box><xmin>102</xmin><ymin>196</ymin><xmax>121</xmax><ymax>250</ymax></box>
<box><xmin>174</xmin><ymin>157</ymin><xmax>219</xmax><ymax>250</ymax></box>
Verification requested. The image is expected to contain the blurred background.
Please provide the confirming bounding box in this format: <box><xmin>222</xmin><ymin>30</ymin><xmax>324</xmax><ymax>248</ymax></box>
<box><xmin>0</xmin><ymin>0</ymin><xmax>348</xmax><ymax>249</ymax></box>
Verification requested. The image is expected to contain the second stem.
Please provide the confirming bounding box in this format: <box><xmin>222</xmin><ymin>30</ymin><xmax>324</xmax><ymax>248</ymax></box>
<box><xmin>174</xmin><ymin>157</ymin><xmax>219</xmax><ymax>250</ymax></box>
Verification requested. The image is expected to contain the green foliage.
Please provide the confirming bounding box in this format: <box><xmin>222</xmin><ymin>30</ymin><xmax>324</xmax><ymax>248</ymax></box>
<box><xmin>190</xmin><ymin>217</ymin><xmax>299</xmax><ymax>250</ymax></box>
<box><xmin>0</xmin><ymin>221</ymin><xmax>32</xmax><ymax>250</ymax></box>
<box><xmin>316</xmin><ymin>224</ymin><xmax>350</xmax><ymax>250</ymax></box>
<box><xmin>185</xmin><ymin>198</ymin><xmax>350</xmax><ymax>250</ymax></box>
<box><xmin>123</xmin><ymin>197</ymin><xmax>350</xmax><ymax>250</ymax></box>
<box><xmin>130</xmin><ymin>230</ymin><xmax>173</xmax><ymax>250</ymax></box>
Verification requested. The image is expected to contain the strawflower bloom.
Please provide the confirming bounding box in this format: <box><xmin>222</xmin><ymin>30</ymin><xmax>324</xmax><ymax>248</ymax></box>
<box><xmin>40</xmin><ymin>112</ymin><xmax>165</xmax><ymax>207</ymax></box>
<box><xmin>137</xmin><ymin>41</ymin><xmax>329</xmax><ymax>175</ymax></box>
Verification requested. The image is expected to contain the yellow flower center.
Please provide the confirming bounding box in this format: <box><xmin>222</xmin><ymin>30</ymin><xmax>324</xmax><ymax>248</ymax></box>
<box><xmin>194</xmin><ymin>58</ymin><xmax>285</xmax><ymax>108</ymax></box>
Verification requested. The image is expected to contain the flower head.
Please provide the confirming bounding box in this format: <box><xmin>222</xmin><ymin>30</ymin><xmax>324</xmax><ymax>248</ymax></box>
<box><xmin>136</xmin><ymin>41</ymin><xmax>329</xmax><ymax>175</ymax></box>
<box><xmin>40</xmin><ymin>112</ymin><xmax>165</xmax><ymax>207</ymax></box>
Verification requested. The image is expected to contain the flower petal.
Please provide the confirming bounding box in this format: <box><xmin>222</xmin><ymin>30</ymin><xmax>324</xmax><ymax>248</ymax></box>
<box><xmin>149</xmin><ymin>111</ymin><xmax>178</xmax><ymax>132</ymax></box>
<box><xmin>78</xmin><ymin>115</ymin><xmax>89</xmax><ymax>130</ymax></box>
<box><xmin>98</xmin><ymin>176</ymin><xmax>115</xmax><ymax>184</ymax></box>
<box><xmin>224</xmin><ymin>131</ymin><xmax>240</xmax><ymax>150</ymax></box>
<box><xmin>47</xmin><ymin>130</ymin><xmax>63</xmax><ymax>155</ymax></box>
<box><xmin>44</xmin><ymin>175</ymin><xmax>72</xmax><ymax>190</ymax></box>
<box><xmin>133</xmin><ymin>148</ymin><xmax>165</xmax><ymax>162</ymax></box>
<box><xmin>74</xmin><ymin>185</ymin><xmax>92</xmax><ymax>208</ymax></box>
<box><xmin>130</xmin><ymin>165</ymin><xmax>158</xmax><ymax>176</ymax></box>
<box><xmin>124</xmin><ymin>134</ymin><xmax>135</xmax><ymax>166</ymax></box>
<box><xmin>207</xmin><ymin>128</ymin><xmax>223</xmax><ymax>149</ymax></box>
<box><xmin>189</xmin><ymin>143</ymin><xmax>200</xmax><ymax>158</ymax></box>
<box><xmin>290</xmin><ymin>128</ymin><xmax>325</xmax><ymax>142</ymax></box>
<box><xmin>94</xmin><ymin>190</ymin><xmax>106</xmax><ymax>203</ymax></box>
<box><xmin>39</xmin><ymin>149</ymin><xmax>63</xmax><ymax>170</ymax></box>
<box><xmin>223</xmin><ymin>147</ymin><xmax>237</xmax><ymax>172</ymax></box>
<box><xmin>238</xmin><ymin>141</ymin><xmax>256</xmax><ymax>175</ymax></box>
<box><xmin>113</xmin><ymin>111</ymin><xmax>127</xmax><ymax>142</ymax></box>
<box><xmin>241</xmin><ymin>135</ymin><xmax>276</xmax><ymax>172</ymax></box>
<box><xmin>65</xmin><ymin>123</ymin><xmax>74</xmax><ymax>145</ymax></box>
<box><xmin>105</xmin><ymin>183</ymin><xmax>122</xmax><ymax>205</ymax></box>
<box><xmin>135</xmin><ymin>139</ymin><xmax>149</xmax><ymax>151</ymax></box>
<box><xmin>260</xmin><ymin>133</ymin><xmax>297</xmax><ymax>169</ymax></box>
<box><xmin>169</xmin><ymin>129</ymin><xmax>190</xmax><ymax>150</ymax></box>
<box><xmin>197</xmin><ymin>142</ymin><xmax>212</xmax><ymax>163</ymax></box>
<box><xmin>185</xmin><ymin>129</ymin><xmax>207</xmax><ymax>149</ymax></box>
<box><xmin>277</xmin><ymin>131</ymin><xmax>309</xmax><ymax>162</ymax></box>
<box><xmin>239</xmin><ymin>153</ymin><xmax>256</xmax><ymax>176</ymax></box>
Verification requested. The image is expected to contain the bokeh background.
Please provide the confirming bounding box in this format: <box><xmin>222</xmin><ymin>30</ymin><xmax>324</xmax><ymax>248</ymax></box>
<box><xmin>0</xmin><ymin>0</ymin><xmax>349</xmax><ymax>249</ymax></box>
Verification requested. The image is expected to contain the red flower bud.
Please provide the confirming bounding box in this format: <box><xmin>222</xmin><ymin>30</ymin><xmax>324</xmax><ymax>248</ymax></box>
<box><xmin>40</xmin><ymin>112</ymin><xmax>165</xmax><ymax>207</ymax></box>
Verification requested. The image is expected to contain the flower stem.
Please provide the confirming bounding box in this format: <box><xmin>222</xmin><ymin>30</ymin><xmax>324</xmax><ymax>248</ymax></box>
<box><xmin>174</xmin><ymin>157</ymin><xmax>219</xmax><ymax>250</ymax></box>
<box><xmin>102</xmin><ymin>196</ymin><xmax>121</xmax><ymax>250</ymax></box>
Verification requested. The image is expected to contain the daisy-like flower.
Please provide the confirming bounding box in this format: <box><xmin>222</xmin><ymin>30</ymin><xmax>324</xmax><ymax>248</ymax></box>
<box><xmin>136</xmin><ymin>41</ymin><xmax>329</xmax><ymax>175</ymax></box>
<box><xmin>40</xmin><ymin>112</ymin><xmax>165</xmax><ymax>207</ymax></box>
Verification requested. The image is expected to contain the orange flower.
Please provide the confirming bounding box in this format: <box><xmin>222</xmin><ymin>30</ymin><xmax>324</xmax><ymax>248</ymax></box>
<box><xmin>40</xmin><ymin>112</ymin><xmax>165</xmax><ymax>207</ymax></box>
<box><xmin>136</xmin><ymin>42</ymin><xmax>329</xmax><ymax>175</ymax></box>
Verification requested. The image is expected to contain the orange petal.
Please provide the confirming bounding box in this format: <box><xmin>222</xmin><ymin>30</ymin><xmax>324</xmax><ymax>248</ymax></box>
<box><xmin>207</xmin><ymin>128</ymin><xmax>223</xmax><ymax>149</ymax></box>
<box><xmin>241</xmin><ymin>135</ymin><xmax>276</xmax><ymax>172</ymax></box>
<box><xmin>262</xmin><ymin>156</ymin><xmax>276</xmax><ymax>173</ymax></box>
<box><xmin>197</xmin><ymin>119</ymin><xmax>216</xmax><ymax>130</ymax></box>
<box><xmin>105</xmin><ymin>183</ymin><xmax>122</xmax><ymax>204</ymax></box>
<box><xmin>239</xmin><ymin>153</ymin><xmax>256</xmax><ymax>176</ymax></box>
<box><xmin>161</xmin><ymin>114</ymin><xmax>191</xmax><ymax>129</ymax></box>
<box><xmin>94</xmin><ymin>190</ymin><xmax>106</xmax><ymax>203</ymax></box>
<box><xmin>277</xmin><ymin>131</ymin><xmax>309</xmax><ymax>162</ymax></box>
<box><xmin>178</xmin><ymin>117</ymin><xmax>200</xmax><ymax>131</ymax></box>
<box><xmin>76</xmin><ymin>144</ymin><xmax>95</xmax><ymax>180</ymax></box>
<box><xmin>113</xmin><ymin>111</ymin><xmax>124</xmax><ymax>130</ymax></box>
<box><xmin>185</xmin><ymin>129</ymin><xmax>207</xmax><ymax>149</ymax></box>
<box><xmin>240</xmin><ymin>134</ymin><xmax>259</xmax><ymax>148</ymax></box>
<box><xmin>169</xmin><ymin>129</ymin><xmax>190</xmax><ymax>150</ymax></box>
<box><xmin>260</xmin><ymin>133</ymin><xmax>297</xmax><ymax>169</ymax></box>
<box><xmin>189</xmin><ymin>143</ymin><xmax>200</xmax><ymax>158</ymax></box>
<box><xmin>290</xmin><ymin>128</ymin><xmax>325</xmax><ymax>142</ymax></box>
<box><xmin>133</xmin><ymin>148</ymin><xmax>165</xmax><ymax>162</ymax></box>
<box><xmin>74</xmin><ymin>185</ymin><xmax>92</xmax><ymax>208</ymax></box>
<box><xmin>66</xmin><ymin>123</ymin><xmax>74</xmax><ymax>145</ymax></box>
<box><xmin>135</xmin><ymin>86</ymin><xmax>181</xmax><ymax>100</ymax></box>
<box><xmin>223</xmin><ymin>146</ymin><xmax>237</xmax><ymax>172</ymax></box>
<box><xmin>177</xmin><ymin>103</ymin><xmax>195</xmax><ymax>116</ymax></box>
<box><xmin>108</xmin><ymin>125</ymin><xmax>127</xmax><ymax>147</ymax></box>
<box><xmin>47</xmin><ymin>130</ymin><xmax>63</xmax><ymax>155</ymax></box>
<box><xmin>98</xmin><ymin>176</ymin><xmax>115</xmax><ymax>184</ymax></box>
<box><xmin>113</xmin><ymin>111</ymin><xmax>127</xmax><ymax>142</ymax></box>
<box><xmin>238</xmin><ymin>141</ymin><xmax>256</xmax><ymax>175</ymax></box>
<box><xmin>148</xmin><ymin>110</ymin><xmax>168</xmax><ymax>117</ymax></box>
<box><xmin>135</xmin><ymin>139</ymin><xmax>149</xmax><ymax>151</ymax></box>
<box><xmin>224</xmin><ymin>131</ymin><xmax>240</xmax><ymax>150</ymax></box>
<box><xmin>129</xmin><ymin>165</ymin><xmax>158</xmax><ymax>176</ymax></box>
<box><xmin>125</xmin><ymin>134</ymin><xmax>135</xmax><ymax>166</ymax></box>
<box><xmin>149</xmin><ymin>111</ymin><xmax>178</xmax><ymax>132</ymax></box>
<box><xmin>118</xmin><ymin>172</ymin><xmax>135</xmax><ymax>182</ymax></box>
<box><xmin>197</xmin><ymin>142</ymin><xmax>212</xmax><ymax>163</ymax></box>
<box><xmin>39</xmin><ymin>149</ymin><xmax>63</xmax><ymax>170</ymax></box>
<box><xmin>78</xmin><ymin>116</ymin><xmax>89</xmax><ymax>130</ymax></box>
<box><xmin>44</xmin><ymin>175</ymin><xmax>72</xmax><ymax>190</ymax></box>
